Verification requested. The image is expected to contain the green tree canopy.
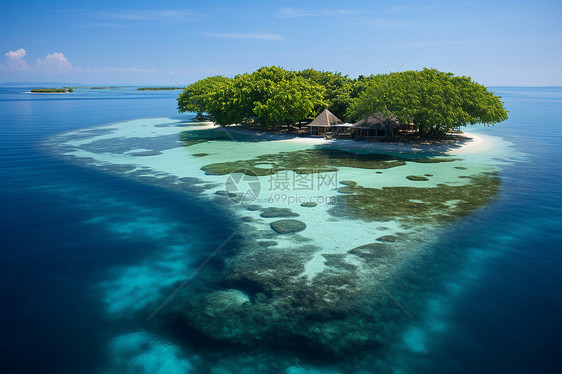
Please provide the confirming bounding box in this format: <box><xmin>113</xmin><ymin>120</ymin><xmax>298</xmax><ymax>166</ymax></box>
<box><xmin>253</xmin><ymin>77</ymin><xmax>325</xmax><ymax>128</ymax></box>
<box><xmin>177</xmin><ymin>76</ymin><xmax>230</xmax><ymax>115</ymax></box>
<box><xmin>203</xmin><ymin>73</ymin><xmax>255</xmax><ymax>126</ymax></box>
<box><xmin>296</xmin><ymin>69</ymin><xmax>353</xmax><ymax>120</ymax></box>
<box><xmin>348</xmin><ymin>68</ymin><xmax>508</xmax><ymax>136</ymax></box>
<box><xmin>200</xmin><ymin>66</ymin><xmax>326</xmax><ymax>128</ymax></box>
<box><xmin>177</xmin><ymin>67</ymin><xmax>507</xmax><ymax>137</ymax></box>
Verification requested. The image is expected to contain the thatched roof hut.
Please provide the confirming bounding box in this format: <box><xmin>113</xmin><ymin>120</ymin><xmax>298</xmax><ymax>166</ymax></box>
<box><xmin>352</xmin><ymin>111</ymin><xmax>400</xmax><ymax>139</ymax></box>
<box><xmin>307</xmin><ymin>109</ymin><xmax>342</xmax><ymax>136</ymax></box>
<box><xmin>308</xmin><ymin>109</ymin><xmax>342</xmax><ymax>127</ymax></box>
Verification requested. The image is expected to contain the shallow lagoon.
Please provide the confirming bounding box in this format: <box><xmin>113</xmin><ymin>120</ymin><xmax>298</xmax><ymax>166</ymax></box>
<box><xmin>47</xmin><ymin>115</ymin><xmax>518</xmax><ymax>372</ymax></box>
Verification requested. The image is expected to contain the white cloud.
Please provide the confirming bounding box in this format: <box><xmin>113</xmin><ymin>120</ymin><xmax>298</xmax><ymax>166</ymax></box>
<box><xmin>4</xmin><ymin>48</ymin><xmax>31</xmax><ymax>70</ymax></box>
<box><xmin>203</xmin><ymin>32</ymin><xmax>285</xmax><ymax>41</ymax></box>
<box><xmin>76</xmin><ymin>66</ymin><xmax>157</xmax><ymax>73</ymax></box>
<box><xmin>100</xmin><ymin>9</ymin><xmax>200</xmax><ymax>22</ymax></box>
<box><xmin>278</xmin><ymin>7</ymin><xmax>359</xmax><ymax>18</ymax></box>
<box><xmin>2</xmin><ymin>48</ymin><xmax>160</xmax><ymax>77</ymax></box>
<box><xmin>76</xmin><ymin>9</ymin><xmax>202</xmax><ymax>28</ymax></box>
<box><xmin>37</xmin><ymin>52</ymin><xmax>72</xmax><ymax>72</ymax></box>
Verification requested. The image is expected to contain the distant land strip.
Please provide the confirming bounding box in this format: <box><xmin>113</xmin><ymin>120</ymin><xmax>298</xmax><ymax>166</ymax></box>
<box><xmin>30</xmin><ymin>87</ymin><xmax>73</xmax><ymax>93</ymax></box>
<box><xmin>137</xmin><ymin>87</ymin><xmax>183</xmax><ymax>91</ymax></box>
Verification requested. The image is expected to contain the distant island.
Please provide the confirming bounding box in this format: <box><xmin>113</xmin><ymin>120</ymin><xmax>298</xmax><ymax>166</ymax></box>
<box><xmin>90</xmin><ymin>86</ymin><xmax>121</xmax><ymax>89</ymax></box>
<box><xmin>31</xmin><ymin>87</ymin><xmax>74</xmax><ymax>93</ymax></box>
<box><xmin>137</xmin><ymin>87</ymin><xmax>182</xmax><ymax>91</ymax></box>
<box><xmin>177</xmin><ymin>66</ymin><xmax>508</xmax><ymax>139</ymax></box>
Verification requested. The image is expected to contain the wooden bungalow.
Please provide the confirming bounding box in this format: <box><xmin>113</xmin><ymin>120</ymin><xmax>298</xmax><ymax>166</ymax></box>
<box><xmin>352</xmin><ymin>111</ymin><xmax>400</xmax><ymax>140</ymax></box>
<box><xmin>394</xmin><ymin>122</ymin><xmax>417</xmax><ymax>136</ymax></box>
<box><xmin>307</xmin><ymin>109</ymin><xmax>342</xmax><ymax>137</ymax></box>
<box><xmin>331</xmin><ymin>123</ymin><xmax>354</xmax><ymax>138</ymax></box>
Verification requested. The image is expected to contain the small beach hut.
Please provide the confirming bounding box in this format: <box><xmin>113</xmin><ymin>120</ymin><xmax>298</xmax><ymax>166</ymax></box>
<box><xmin>332</xmin><ymin>123</ymin><xmax>354</xmax><ymax>138</ymax></box>
<box><xmin>352</xmin><ymin>111</ymin><xmax>400</xmax><ymax>140</ymax></box>
<box><xmin>307</xmin><ymin>109</ymin><xmax>342</xmax><ymax>137</ymax></box>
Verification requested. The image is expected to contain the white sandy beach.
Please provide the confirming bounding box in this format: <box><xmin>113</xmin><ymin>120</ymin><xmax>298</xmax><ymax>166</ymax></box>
<box><xmin>220</xmin><ymin>126</ymin><xmax>496</xmax><ymax>156</ymax></box>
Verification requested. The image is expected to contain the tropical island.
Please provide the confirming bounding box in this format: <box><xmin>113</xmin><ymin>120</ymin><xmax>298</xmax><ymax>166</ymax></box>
<box><xmin>177</xmin><ymin>66</ymin><xmax>508</xmax><ymax>139</ymax></box>
<box><xmin>138</xmin><ymin>87</ymin><xmax>183</xmax><ymax>91</ymax></box>
<box><xmin>41</xmin><ymin>67</ymin><xmax>509</xmax><ymax>368</ymax></box>
<box><xmin>48</xmin><ymin>68</ymin><xmax>517</xmax><ymax>367</ymax></box>
<box><xmin>30</xmin><ymin>87</ymin><xmax>74</xmax><ymax>93</ymax></box>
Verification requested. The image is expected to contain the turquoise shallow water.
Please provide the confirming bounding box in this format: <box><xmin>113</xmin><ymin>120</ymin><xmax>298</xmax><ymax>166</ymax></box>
<box><xmin>0</xmin><ymin>86</ymin><xmax>560</xmax><ymax>373</ymax></box>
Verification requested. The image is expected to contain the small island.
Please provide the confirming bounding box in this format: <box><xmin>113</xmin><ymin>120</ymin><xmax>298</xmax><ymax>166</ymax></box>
<box><xmin>178</xmin><ymin>66</ymin><xmax>508</xmax><ymax>140</ymax></box>
<box><xmin>137</xmin><ymin>87</ymin><xmax>182</xmax><ymax>91</ymax></box>
<box><xmin>30</xmin><ymin>87</ymin><xmax>74</xmax><ymax>93</ymax></box>
<box><xmin>49</xmin><ymin>69</ymin><xmax>518</xmax><ymax>368</ymax></box>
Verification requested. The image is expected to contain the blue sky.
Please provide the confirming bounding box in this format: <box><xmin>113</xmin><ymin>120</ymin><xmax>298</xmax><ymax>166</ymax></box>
<box><xmin>1</xmin><ymin>0</ymin><xmax>561</xmax><ymax>85</ymax></box>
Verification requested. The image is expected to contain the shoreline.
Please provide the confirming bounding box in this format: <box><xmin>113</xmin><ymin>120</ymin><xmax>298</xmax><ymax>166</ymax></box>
<box><xmin>218</xmin><ymin>125</ymin><xmax>495</xmax><ymax>156</ymax></box>
<box><xmin>449</xmin><ymin>131</ymin><xmax>496</xmax><ymax>155</ymax></box>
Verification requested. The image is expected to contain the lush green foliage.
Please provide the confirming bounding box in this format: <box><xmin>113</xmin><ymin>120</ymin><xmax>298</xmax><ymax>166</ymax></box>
<box><xmin>30</xmin><ymin>88</ymin><xmax>70</xmax><ymax>93</ymax></box>
<box><xmin>177</xmin><ymin>76</ymin><xmax>231</xmax><ymax>115</ymax></box>
<box><xmin>177</xmin><ymin>66</ymin><xmax>508</xmax><ymax>135</ymax></box>
<box><xmin>176</xmin><ymin>67</ymin><xmax>375</xmax><ymax>126</ymax></box>
<box><xmin>180</xmin><ymin>67</ymin><xmax>326</xmax><ymax>128</ymax></box>
<box><xmin>295</xmin><ymin>69</ymin><xmax>354</xmax><ymax>119</ymax></box>
<box><xmin>348</xmin><ymin>68</ymin><xmax>508</xmax><ymax>136</ymax></box>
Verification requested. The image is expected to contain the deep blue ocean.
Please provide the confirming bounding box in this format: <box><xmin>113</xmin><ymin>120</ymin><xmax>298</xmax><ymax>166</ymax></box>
<box><xmin>0</xmin><ymin>86</ymin><xmax>560</xmax><ymax>373</ymax></box>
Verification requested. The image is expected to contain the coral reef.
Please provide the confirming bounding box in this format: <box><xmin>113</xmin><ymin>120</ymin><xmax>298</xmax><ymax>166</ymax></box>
<box><xmin>331</xmin><ymin>172</ymin><xmax>500</xmax><ymax>225</ymax></box>
<box><xmin>201</xmin><ymin>149</ymin><xmax>408</xmax><ymax>176</ymax></box>
<box><xmin>260</xmin><ymin>207</ymin><xmax>300</xmax><ymax>218</ymax></box>
<box><xmin>270</xmin><ymin>219</ymin><xmax>307</xmax><ymax>234</ymax></box>
<box><xmin>406</xmin><ymin>175</ymin><xmax>429</xmax><ymax>181</ymax></box>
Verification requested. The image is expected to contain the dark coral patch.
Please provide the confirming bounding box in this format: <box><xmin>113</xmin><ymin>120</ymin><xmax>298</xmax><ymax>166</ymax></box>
<box><xmin>270</xmin><ymin>219</ymin><xmax>307</xmax><ymax>234</ymax></box>
<box><xmin>260</xmin><ymin>207</ymin><xmax>299</xmax><ymax>218</ymax></box>
<box><xmin>406</xmin><ymin>175</ymin><xmax>429</xmax><ymax>181</ymax></box>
